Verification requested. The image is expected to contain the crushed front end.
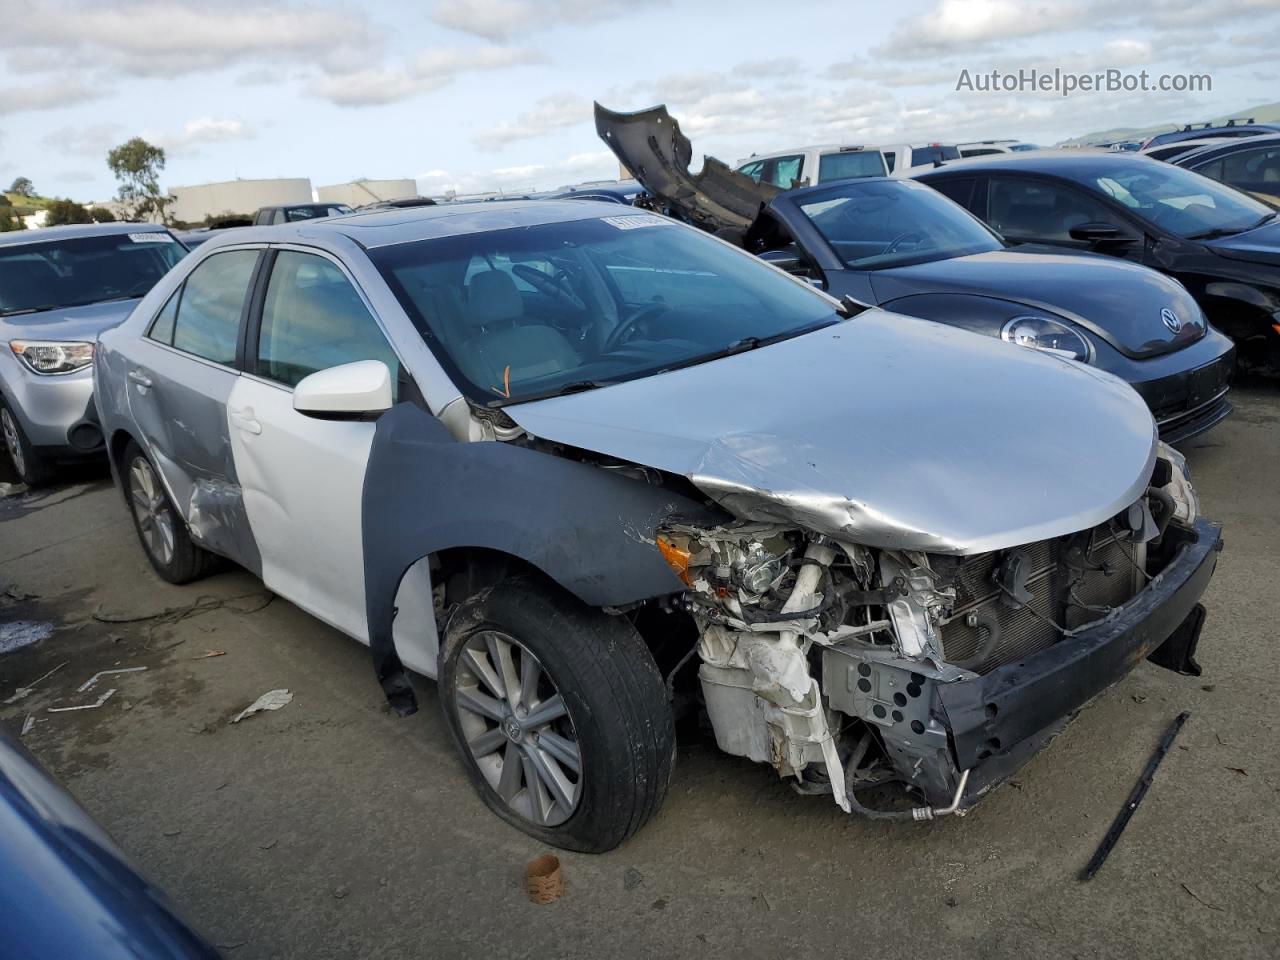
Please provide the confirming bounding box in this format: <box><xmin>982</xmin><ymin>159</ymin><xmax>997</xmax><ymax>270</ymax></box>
<box><xmin>661</xmin><ymin>445</ymin><xmax>1220</xmax><ymax>819</ymax></box>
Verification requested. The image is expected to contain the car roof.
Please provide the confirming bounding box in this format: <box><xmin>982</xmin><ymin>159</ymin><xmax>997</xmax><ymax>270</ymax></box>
<box><xmin>1174</xmin><ymin>132</ymin><xmax>1280</xmax><ymax>166</ymax></box>
<box><xmin>0</xmin><ymin>221</ymin><xmax>169</xmax><ymax>249</ymax></box>
<box><xmin>197</xmin><ymin>198</ymin><xmax>636</xmax><ymax>251</ymax></box>
<box><xmin>912</xmin><ymin>148</ymin><xmax>1149</xmax><ymax>178</ymax></box>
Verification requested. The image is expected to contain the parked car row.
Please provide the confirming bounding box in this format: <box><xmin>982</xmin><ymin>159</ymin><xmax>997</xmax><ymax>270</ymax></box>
<box><xmin>0</xmin><ymin>103</ymin><xmax>1261</xmax><ymax>856</ymax></box>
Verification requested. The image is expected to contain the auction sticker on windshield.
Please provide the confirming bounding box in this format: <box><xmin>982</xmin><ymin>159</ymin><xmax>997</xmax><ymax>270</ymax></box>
<box><xmin>128</xmin><ymin>233</ymin><xmax>177</xmax><ymax>243</ymax></box>
<box><xmin>601</xmin><ymin>214</ymin><xmax>671</xmax><ymax>230</ymax></box>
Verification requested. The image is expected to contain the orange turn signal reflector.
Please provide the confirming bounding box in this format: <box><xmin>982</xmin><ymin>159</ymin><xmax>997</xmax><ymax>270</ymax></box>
<box><xmin>657</xmin><ymin>536</ymin><xmax>691</xmax><ymax>585</ymax></box>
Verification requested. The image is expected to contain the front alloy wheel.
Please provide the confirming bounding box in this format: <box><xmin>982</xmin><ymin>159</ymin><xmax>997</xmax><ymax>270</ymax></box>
<box><xmin>440</xmin><ymin>577</ymin><xmax>675</xmax><ymax>853</ymax></box>
<box><xmin>453</xmin><ymin>630</ymin><xmax>582</xmax><ymax>827</ymax></box>
<box><xmin>1</xmin><ymin>404</ymin><xmax>52</xmax><ymax>486</ymax></box>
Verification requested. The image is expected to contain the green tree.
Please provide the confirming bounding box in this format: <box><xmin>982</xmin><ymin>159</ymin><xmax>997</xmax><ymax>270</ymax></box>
<box><xmin>8</xmin><ymin>176</ymin><xmax>35</xmax><ymax>197</ymax></box>
<box><xmin>0</xmin><ymin>207</ymin><xmax>25</xmax><ymax>232</ymax></box>
<box><xmin>89</xmin><ymin>206</ymin><xmax>117</xmax><ymax>223</ymax></box>
<box><xmin>44</xmin><ymin>198</ymin><xmax>94</xmax><ymax>226</ymax></box>
<box><xmin>106</xmin><ymin>137</ymin><xmax>172</xmax><ymax>223</ymax></box>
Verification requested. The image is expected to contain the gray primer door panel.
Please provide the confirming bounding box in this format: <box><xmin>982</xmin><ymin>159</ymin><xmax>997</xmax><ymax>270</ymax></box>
<box><xmin>125</xmin><ymin>339</ymin><xmax>262</xmax><ymax>574</ymax></box>
<box><xmin>361</xmin><ymin>404</ymin><xmax>725</xmax><ymax>714</ymax></box>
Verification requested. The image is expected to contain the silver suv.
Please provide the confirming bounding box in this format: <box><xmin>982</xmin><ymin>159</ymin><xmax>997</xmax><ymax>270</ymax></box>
<box><xmin>0</xmin><ymin>223</ymin><xmax>186</xmax><ymax>484</ymax></box>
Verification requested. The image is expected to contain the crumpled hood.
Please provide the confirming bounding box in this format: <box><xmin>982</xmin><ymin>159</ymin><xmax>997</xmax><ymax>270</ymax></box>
<box><xmin>0</xmin><ymin>298</ymin><xmax>139</xmax><ymax>343</ymax></box>
<box><xmin>508</xmin><ymin>311</ymin><xmax>1157</xmax><ymax>556</ymax></box>
<box><xmin>871</xmin><ymin>250</ymin><xmax>1206</xmax><ymax>359</ymax></box>
<box><xmin>1202</xmin><ymin>218</ymin><xmax>1280</xmax><ymax>267</ymax></box>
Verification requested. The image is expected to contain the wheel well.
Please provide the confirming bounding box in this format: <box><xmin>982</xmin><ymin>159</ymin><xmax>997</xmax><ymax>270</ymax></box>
<box><xmin>108</xmin><ymin>428</ymin><xmax>135</xmax><ymax>471</ymax></box>
<box><xmin>428</xmin><ymin>545</ymin><xmax>698</xmax><ymax>674</ymax></box>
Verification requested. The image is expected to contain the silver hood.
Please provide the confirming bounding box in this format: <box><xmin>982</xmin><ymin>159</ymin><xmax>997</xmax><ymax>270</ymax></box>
<box><xmin>507</xmin><ymin>311</ymin><xmax>1158</xmax><ymax>555</ymax></box>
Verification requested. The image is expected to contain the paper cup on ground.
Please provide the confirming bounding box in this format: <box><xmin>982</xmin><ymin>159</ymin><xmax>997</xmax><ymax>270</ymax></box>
<box><xmin>526</xmin><ymin>854</ymin><xmax>563</xmax><ymax>904</ymax></box>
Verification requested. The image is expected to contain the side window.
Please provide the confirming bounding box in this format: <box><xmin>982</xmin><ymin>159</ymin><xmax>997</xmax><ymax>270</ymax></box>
<box><xmin>147</xmin><ymin>287</ymin><xmax>181</xmax><ymax>345</ymax></box>
<box><xmin>1221</xmin><ymin>147</ymin><xmax>1280</xmax><ymax>188</ymax></box>
<box><xmin>170</xmin><ymin>250</ymin><xmax>258</xmax><ymax>364</ymax></box>
<box><xmin>883</xmin><ymin>152</ymin><xmax>897</xmax><ymax>173</ymax></box>
<box><xmin>927</xmin><ymin>177</ymin><xmax>976</xmax><ymax>209</ymax></box>
<box><xmin>256</xmin><ymin>251</ymin><xmax>399</xmax><ymax>392</ymax></box>
<box><xmin>987</xmin><ymin>178</ymin><xmax>1119</xmax><ymax>242</ymax></box>
<box><xmin>768</xmin><ymin>155</ymin><xmax>804</xmax><ymax>189</ymax></box>
<box><xmin>736</xmin><ymin>160</ymin><xmax>765</xmax><ymax>183</ymax></box>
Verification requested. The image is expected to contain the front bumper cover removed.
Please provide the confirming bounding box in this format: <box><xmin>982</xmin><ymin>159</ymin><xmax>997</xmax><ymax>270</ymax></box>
<box><xmin>938</xmin><ymin>518</ymin><xmax>1221</xmax><ymax>809</ymax></box>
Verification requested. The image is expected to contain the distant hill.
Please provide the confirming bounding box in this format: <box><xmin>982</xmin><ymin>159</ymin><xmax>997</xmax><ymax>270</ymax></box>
<box><xmin>1063</xmin><ymin>101</ymin><xmax>1280</xmax><ymax>146</ymax></box>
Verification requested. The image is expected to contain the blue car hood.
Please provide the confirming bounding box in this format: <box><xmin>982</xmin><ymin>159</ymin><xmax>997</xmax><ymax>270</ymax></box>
<box><xmin>870</xmin><ymin>250</ymin><xmax>1206</xmax><ymax>359</ymax></box>
<box><xmin>507</xmin><ymin>310</ymin><xmax>1157</xmax><ymax>556</ymax></box>
<box><xmin>0</xmin><ymin>298</ymin><xmax>140</xmax><ymax>343</ymax></box>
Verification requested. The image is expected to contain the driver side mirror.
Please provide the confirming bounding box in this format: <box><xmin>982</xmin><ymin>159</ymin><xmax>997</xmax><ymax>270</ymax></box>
<box><xmin>294</xmin><ymin>360</ymin><xmax>393</xmax><ymax>420</ymax></box>
<box><xmin>1068</xmin><ymin>221</ymin><xmax>1133</xmax><ymax>243</ymax></box>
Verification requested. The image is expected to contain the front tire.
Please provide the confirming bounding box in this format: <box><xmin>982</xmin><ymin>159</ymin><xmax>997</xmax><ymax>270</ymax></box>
<box><xmin>1</xmin><ymin>400</ymin><xmax>53</xmax><ymax>486</ymax></box>
<box><xmin>439</xmin><ymin>577</ymin><xmax>675</xmax><ymax>853</ymax></box>
<box><xmin>121</xmin><ymin>440</ymin><xmax>218</xmax><ymax>584</ymax></box>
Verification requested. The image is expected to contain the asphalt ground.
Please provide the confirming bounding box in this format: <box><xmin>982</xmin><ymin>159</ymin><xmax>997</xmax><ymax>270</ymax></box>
<box><xmin>2</xmin><ymin>382</ymin><xmax>1278</xmax><ymax>959</ymax></box>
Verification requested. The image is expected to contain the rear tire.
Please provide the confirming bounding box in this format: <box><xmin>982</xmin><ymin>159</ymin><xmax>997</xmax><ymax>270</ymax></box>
<box><xmin>439</xmin><ymin>577</ymin><xmax>676</xmax><ymax>853</ymax></box>
<box><xmin>121</xmin><ymin>440</ymin><xmax>219</xmax><ymax>584</ymax></box>
<box><xmin>1</xmin><ymin>400</ymin><xmax>54</xmax><ymax>486</ymax></box>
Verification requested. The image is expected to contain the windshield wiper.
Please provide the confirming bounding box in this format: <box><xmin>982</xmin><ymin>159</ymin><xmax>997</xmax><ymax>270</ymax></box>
<box><xmin>0</xmin><ymin>307</ymin><xmax>43</xmax><ymax>317</ymax></box>
<box><xmin>1188</xmin><ymin>223</ymin><xmax>1256</xmax><ymax>240</ymax></box>
<box><xmin>490</xmin><ymin>379</ymin><xmax>615</xmax><ymax>406</ymax></box>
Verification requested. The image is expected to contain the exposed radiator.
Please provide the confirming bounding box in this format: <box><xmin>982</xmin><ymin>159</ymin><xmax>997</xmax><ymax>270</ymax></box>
<box><xmin>939</xmin><ymin>530</ymin><xmax>1139</xmax><ymax>674</ymax></box>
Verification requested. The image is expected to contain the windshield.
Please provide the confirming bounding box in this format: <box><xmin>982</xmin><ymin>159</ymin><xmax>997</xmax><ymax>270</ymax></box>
<box><xmin>0</xmin><ymin>232</ymin><xmax>186</xmax><ymax>316</ymax></box>
<box><xmin>370</xmin><ymin>214</ymin><xmax>840</xmax><ymax>405</ymax></box>
<box><xmin>1064</xmin><ymin>161</ymin><xmax>1272</xmax><ymax>238</ymax></box>
<box><xmin>797</xmin><ymin>179</ymin><xmax>1001</xmax><ymax>269</ymax></box>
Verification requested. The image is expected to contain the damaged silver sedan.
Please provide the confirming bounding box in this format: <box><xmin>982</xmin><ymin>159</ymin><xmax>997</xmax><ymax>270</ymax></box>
<box><xmin>94</xmin><ymin>201</ymin><xmax>1220</xmax><ymax>852</ymax></box>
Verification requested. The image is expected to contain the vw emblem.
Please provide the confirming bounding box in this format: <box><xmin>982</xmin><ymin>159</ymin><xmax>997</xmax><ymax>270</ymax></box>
<box><xmin>1160</xmin><ymin>308</ymin><xmax>1182</xmax><ymax>333</ymax></box>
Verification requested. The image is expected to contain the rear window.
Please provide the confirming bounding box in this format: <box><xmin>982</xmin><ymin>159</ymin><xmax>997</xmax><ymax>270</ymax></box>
<box><xmin>910</xmin><ymin>146</ymin><xmax>960</xmax><ymax>166</ymax></box>
<box><xmin>817</xmin><ymin>151</ymin><xmax>886</xmax><ymax>183</ymax></box>
<box><xmin>0</xmin><ymin>232</ymin><xmax>186</xmax><ymax>316</ymax></box>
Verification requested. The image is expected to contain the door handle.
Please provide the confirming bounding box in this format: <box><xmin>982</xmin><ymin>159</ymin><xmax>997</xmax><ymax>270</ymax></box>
<box><xmin>128</xmin><ymin>370</ymin><xmax>152</xmax><ymax>388</ymax></box>
<box><xmin>229</xmin><ymin>408</ymin><xmax>262</xmax><ymax>435</ymax></box>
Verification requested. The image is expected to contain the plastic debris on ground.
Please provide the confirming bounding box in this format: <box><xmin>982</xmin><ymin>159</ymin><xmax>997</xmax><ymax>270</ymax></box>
<box><xmin>48</xmin><ymin>689</ymin><xmax>116</xmax><ymax>712</ymax></box>
<box><xmin>3</xmin><ymin>661</ymin><xmax>67</xmax><ymax>704</ymax></box>
<box><xmin>77</xmin><ymin>667</ymin><xmax>147</xmax><ymax>693</ymax></box>
<box><xmin>0</xmin><ymin>620</ymin><xmax>54</xmax><ymax>654</ymax></box>
<box><xmin>230</xmin><ymin>689</ymin><xmax>293</xmax><ymax>724</ymax></box>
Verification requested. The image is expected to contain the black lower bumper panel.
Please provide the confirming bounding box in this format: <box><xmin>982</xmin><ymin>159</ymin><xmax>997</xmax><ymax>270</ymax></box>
<box><xmin>938</xmin><ymin>519</ymin><xmax>1221</xmax><ymax>778</ymax></box>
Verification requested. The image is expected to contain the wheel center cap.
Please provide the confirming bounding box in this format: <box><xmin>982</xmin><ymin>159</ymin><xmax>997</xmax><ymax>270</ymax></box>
<box><xmin>501</xmin><ymin>716</ymin><xmax>524</xmax><ymax>742</ymax></box>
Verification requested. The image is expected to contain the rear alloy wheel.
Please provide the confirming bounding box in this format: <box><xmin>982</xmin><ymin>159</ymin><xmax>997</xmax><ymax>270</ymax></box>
<box><xmin>1</xmin><ymin>402</ymin><xmax>53</xmax><ymax>486</ymax></box>
<box><xmin>440</xmin><ymin>577</ymin><xmax>675</xmax><ymax>853</ymax></box>
<box><xmin>121</xmin><ymin>440</ymin><xmax>219</xmax><ymax>584</ymax></box>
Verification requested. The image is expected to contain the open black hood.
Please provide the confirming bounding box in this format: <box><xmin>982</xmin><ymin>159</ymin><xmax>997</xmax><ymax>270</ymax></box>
<box><xmin>594</xmin><ymin>102</ymin><xmax>778</xmax><ymax>232</ymax></box>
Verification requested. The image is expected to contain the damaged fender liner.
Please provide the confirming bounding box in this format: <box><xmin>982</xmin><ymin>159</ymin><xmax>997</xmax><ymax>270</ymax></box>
<box><xmin>939</xmin><ymin>518</ymin><xmax>1221</xmax><ymax>772</ymax></box>
<box><xmin>361</xmin><ymin>404</ymin><xmax>723</xmax><ymax>715</ymax></box>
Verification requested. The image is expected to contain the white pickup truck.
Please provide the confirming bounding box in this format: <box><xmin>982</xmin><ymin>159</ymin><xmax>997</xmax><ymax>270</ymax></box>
<box><xmin>735</xmin><ymin>143</ymin><xmax>962</xmax><ymax>185</ymax></box>
<box><xmin>732</xmin><ymin>144</ymin><xmax>887</xmax><ymax>188</ymax></box>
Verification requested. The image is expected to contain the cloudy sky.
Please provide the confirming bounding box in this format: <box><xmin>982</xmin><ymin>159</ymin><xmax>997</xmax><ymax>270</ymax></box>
<box><xmin>2</xmin><ymin>0</ymin><xmax>1278</xmax><ymax>202</ymax></box>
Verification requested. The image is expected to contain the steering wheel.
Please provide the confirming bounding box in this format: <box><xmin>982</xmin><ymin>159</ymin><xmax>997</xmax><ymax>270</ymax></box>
<box><xmin>604</xmin><ymin>303</ymin><xmax>669</xmax><ymax>352</ymax></box>
<box><xmin>884</xmin><ymin>231</ymin><xmax>925</xmax><ymax>254</ymax></box>
<box><xmin>512</xmin><ymin>264</ymin><xmax>585</xmax><ymax>311</ymax></box>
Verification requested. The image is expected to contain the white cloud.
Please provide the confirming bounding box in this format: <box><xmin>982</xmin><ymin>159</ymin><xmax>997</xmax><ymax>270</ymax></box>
<box><xmin>875</xmin><ymin>0</ymin><xmax>1093</xmax><ymax>58</ymax></box>
<box><xmin>432</xmin><ymin>0</ymin><xmax>656</xmax><ymax>40</ymax></box>
<box><xmin>315</xmin><ymin>45</ymin><xmax>544</xmax><ymax>107</ymax></box>
<box><xmin>0</xmin><ymin>77</ymin><xmax>103</xmax><ymax>115</ymax></box>
<box><xmin>155</xmin><ymin>117</ymin><xmax>256</xmax><ymax>152</ymax></box>
<box><xmin>473</xmin><ymin>91</ymin><xmax>590</xmax><ymax>149</ymax></box>
<box><xmin>0</xmin><ymin>0</ymin><xmax>382</xmax><ymax>77</ymax></box>
<box><xmin>40</xmin><ymin>122</ymin><xmax>125</xmax><ymax>156</ymax></box>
